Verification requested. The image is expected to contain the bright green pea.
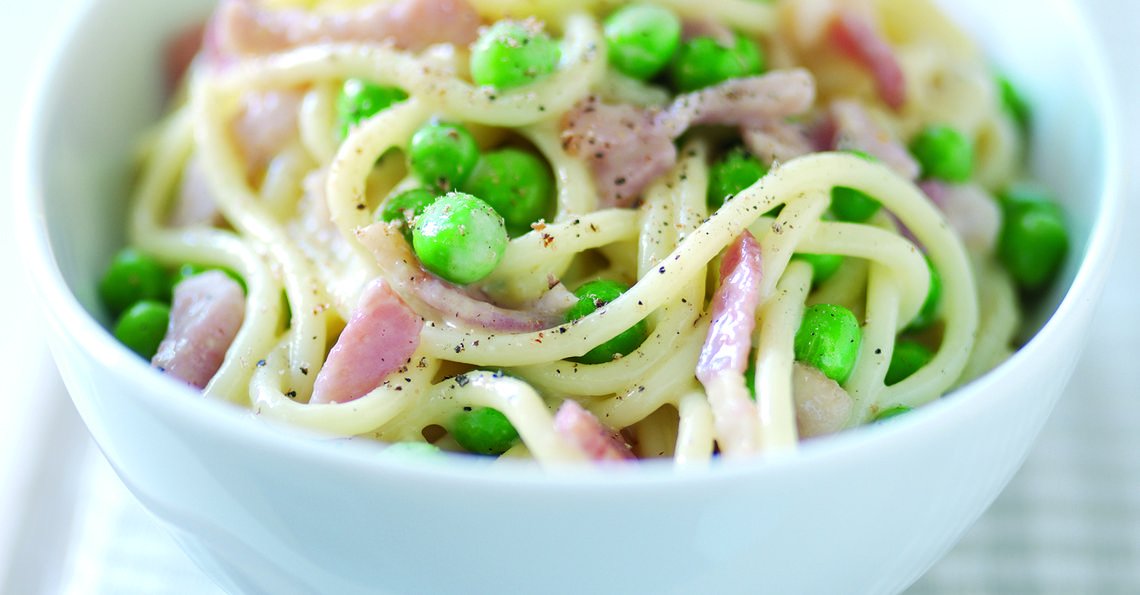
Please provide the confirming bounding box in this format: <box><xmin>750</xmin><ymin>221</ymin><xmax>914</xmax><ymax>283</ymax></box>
<box><xmin>380</xmin><ymin>187</ymin><xmax>439</xmax><ymax>243</ymax></box>
<box><xmin>335</xmin><ymin>79</ymin><xmax>408</xmax><ymax>140</ymax></box>
<box><xmin>566</xmin><ymin>279</ymin><xmax>648</xmax><ymax>364</ymax></box>
<box><xmin>873</xmin><ymin>405</ymin><xmax>913</xmax><ymax>422</ymax></box>
<box><xmin>998</xmin><ymin>74</ymin><xmax>1031</xmax><ymax>131</ymax></box>
<box><xmin>791</xmin><ymin>253</ymin><xmax>844</xmax><ymax>286</ymax></box>
<box><xmin>172</xmin><ymin>264</ymin><xmax>247</xmax><ymax>295</ymax></box>
<box><xmin>451</xmin><ymin>406</ymin><xmax>519</xmax><ymax>455</ymax></box>
<box><xmin>461</xmin><ymin>148</ymin><xmax>553</xmax><ymax>237</ymax></box>
<box><xmin>470</xmin><ymin>20</ymin><xmax>561</xmax><ymax>90</ymax></box>
<box><xmin>99</xmin><ymin>248</ymin><xmax>171</xmax><ymax>317</ymax></box>
<box><xmin>603</xmin><ymin>4</ymin><xmax>681</xmax><ymax>80</ymax></box>
<box><xmin>830</xmin><ymin>150</ymin><xmax>883</xmax><ymax>222</ymax></box>
<box><xmin>906</xmin><ymin>255</ymin><xmax>942</xmax><ymax>331</ymax></box>
<box><xmin>113</xmin><ymin>300</ymin><xmax>170</xmax><ymax>360</ymax></box>
<box><xmin>910</xmin><ymin>124</ymin><xmax>974</xmax><ymax>183</ymax></box>
<box><xmin>885</xmin><ymin>340</ymin><xmax>934</xmax><ymax>386</ymax></box>
<box><xmin>708</xmin><ymin>146</ymin><xmax>768</xmax><ymax>209</ymax></box>
<box><xmin>998</xmin><ymin>185</ymin><xmax>1068</xmax><ymax>292</ymax></box>
<box><xmin>672</xmin><ymin>32</ymin><xmax>765</xmax><ymax>93</ymax></box>
<box><xmin>794</xmin><ymin>303</ymin><xmax>862</xmax><ymax>384</ymax></box>
<box><xmin>830</xmin><ymin>186</ymin><xmax>882</xmax><ymax>222</ymax></box>
<box><xmin>412</xmin><ymin>192</ymin><xmax>508</xmax><ymax>285</ymax></box>
<box><xmin>408</xmin><ymin>122</ymin><xmax>480</xmax><ymax>190</ymax></box>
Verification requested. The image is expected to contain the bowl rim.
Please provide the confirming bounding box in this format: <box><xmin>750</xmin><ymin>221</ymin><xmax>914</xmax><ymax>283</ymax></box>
<box><xmin>12</xmin><ymin>0</ymin><xmax>1126</xmax><ymax>488</ymax></box>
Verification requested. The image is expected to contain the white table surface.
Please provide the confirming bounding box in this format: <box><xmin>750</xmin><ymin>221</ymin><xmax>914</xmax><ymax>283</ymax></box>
<box><xmin>1</xmin><ymin>1</ymin><xmax>1136</xmax><ymax>593</ymax></box>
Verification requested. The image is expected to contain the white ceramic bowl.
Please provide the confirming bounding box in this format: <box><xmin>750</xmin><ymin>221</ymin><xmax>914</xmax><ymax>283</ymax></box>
<box><xmin>16</xmin><ymin>0</ymin><xmax>1122</xmax><ymax>593</ymax></box>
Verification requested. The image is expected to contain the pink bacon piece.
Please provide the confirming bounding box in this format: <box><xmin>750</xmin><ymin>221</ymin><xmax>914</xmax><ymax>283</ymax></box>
<box><xmin>553</xmin><ymin>400</ymin><xmax>635</xmax><ymax>462</ymax></box>
<box><xmin>742</xmin><ymin>120</ymin><xmax>819</xmax><ymax>166</ymax></box>
<box><xmin>356</xmin><ymin>222</ymin><xmax>575</xmax><ymax>333</ymax></box>
<box><xmin>828</xmin><ymin>99</ymin><xmax>920</xmax><ymax>181</ymax></box>
<box><xmin>163</xmin><ymin>22</ymin><xmax>205</xmax><ymax>93</ymax></box>
<box><xmin>695</xmin><ymin>230</ymin><xmax>764</xmax><ymax>455</ymax></box>
<box><xmin>231</xmin><ymin>89</ymin><xmax>304</xmax><ymax>173</ymax></box>
<box><xmin>829</xmin><ymin>8</ymin><xmax>907</xmax><ymax>110</ymax></box>
<box><xmin>209</xmin><ymin>0</ymin><xmax>480</xmax><ymax>57</ymax></box>
<box><xmin>560</xmin><ymin>97</ymin><xmax>676</xmax><ymax>209</ymax></box>
<box><xmin>561</xmin><ymin>70</ymin><xmax>816</xmax><ymax>208</ymax></box>
<box><xmin>310</xmin><ymin>277</ymin><xmax>422</xmax><ymax>405</ymax></box>
<box><xmin>169</xmin><ymin>156</ymin><xmax>222</xmax><ymax>228</ymax></box>
<box><xmin>919</xmin><ymin>180</ymin><xmax>1002</xmax><ymax>256</ymax></box>
<box><xmin>152</xmin><ymin>270</ymin><xmax>246</xmax><ymax>389</ymax></box>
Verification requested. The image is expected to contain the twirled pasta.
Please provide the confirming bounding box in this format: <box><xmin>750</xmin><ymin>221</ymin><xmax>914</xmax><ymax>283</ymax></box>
<box><xmin>121</xmin><ymin>0</ymin><xmax>1042</xmax><ymax>466</ymax></box>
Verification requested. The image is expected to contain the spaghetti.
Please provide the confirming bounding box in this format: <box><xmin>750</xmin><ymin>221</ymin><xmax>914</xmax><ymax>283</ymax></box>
<box><xmin>116</xmin><ymin>0</ymin><xmax>1057</xmax><ymax>465</ymax></box>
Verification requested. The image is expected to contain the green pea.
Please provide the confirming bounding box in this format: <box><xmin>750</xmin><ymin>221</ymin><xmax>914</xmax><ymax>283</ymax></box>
<box><xmin>566</xmin><ymin>279</ymin><xmax>648</xmax><ymax>364</ymax></box>
<box><xmin>408</xmin><ymin>122</ymin><xmax>480</xmax><ymax>190</ymax></box>
<box><xmin>672</xmin><ymin>32</ymin><xmax>765</xmax><ymax>93</ymax></box>
<box><xmin>335</xmin><ymin>79</ymin><xmax>408</xmax><ymax>140</ymax></box>
<box><xmin>906</xmin><ymin>255</ymin><xmax>942</xmax><ymax>331</ymax></box>
<box><xmin>829</xmin><ymin>150</ymin><xmax>882</xmax><ymax>222</ymax></box>
<box><xmin>998</xmin><ymin>74</ymin><xmax>1030</xmax><ymax>131</ymax></box>
<box><xmin>172</xmin><ymin>264</ymin><xmax>248</xmax><ymax>295</ymax></box>
<box><xmin>99</xmin><ymin>248</ymin><xmax>171</xmax><ymax>317</ymax></box>
<box><xmin>470</xmin><ymin>20</ymin><xmax>561</xmax><ymax>90</ymax></box>
<box><xmin>412</xmin><ymin>192</ymin><xmax>508</xmax><ymax>285</ymax></box>
<box><xmin>873</xmin><ymin>405</ymin><xmax>912</xmax><ymax>422</ymax></box>
<box><xmin>708</xmin><ymin>146</ymin><xmax>768</xmax><ymax>209</ymax></box>
<box><xmin>461</xmin><ymin>148</ymin><xmax>553</xmax><ymax>237</ymax></box>
<box><xmin>603</xmin><ymin>4</ymin><xmax>681</xmax><ymax>80</ymax></box>
<box><xmin>380</xmin><ymin>187</ymin><xmax>439</xmax><ymax>243</ymax></box>
<box><xmin>830</xmin><ymin>186</ymin><xmax>883</xmax><ymax>222</ymax></box>
<box><xmin>998</xmin><ymin>185</ymin><xmax>1068</xmax><ymax>292</ymax></box>
<box><xmin>794</xmin><ymin>303</ymin><xmax>862</xmax><ymax>384</ymax></box>
<box><xmin>113</xmin><ymin>300</ymin><xmax>171</xmax><ymax>360</ymax></box>
<box><xmin>910</xmin><ymin>124</ymin><xmax>974</xmax><ymax>183</ymax></box>
<box><xmin>791</xmin><ymin>253</ymin><xmax>844</xmax><ymax>286</ymax></box>
<box><xmin>885</xmin><ymin>340</ymin><xmax>934</xmax><ymax>386</ymax></box>
<box><xmin>451</xmin><ymin>406</ymin><xmax>519</xmax><ymax>455</ymax></box>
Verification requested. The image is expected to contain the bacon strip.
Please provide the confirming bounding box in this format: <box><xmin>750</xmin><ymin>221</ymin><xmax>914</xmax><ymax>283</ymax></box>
<box><xmin>310</xmin><ymin>277</ymin><xmax>422</xmax><ymax>404</ymax></box>
<box><xmin>742</xmin><ymin>120</ymin><xmax>818</xmax><ymax>166</ymax></box>
<box><xmin>231</xmin><ymin>89</ymin><xmax>304</xmax><ymax>173</ymax></box>
<box><xmin>561</xmin><ymin>70</ymin><xmax>816</xmax><ymax>208</ymax></box>
<box><xmin>920</xmin><ymin>181</ymin><xmax>1001</xmax><ymax>257</ymax></box>
<box><xmin>152</xmin><ymin>271</ymin><xmax>245</xmax><ymax>389</ymax></box>
<box><xmin>356</xmin><ymin>222</ymin><xmax>575</xmax><ymax>333</ymax></box>
<box><xmin>829</xmin><ymin>9</ymin><xmax>907</xmax><ymax>110</ymax></box>
<box><xmin>695</xmin><ymin>231</ymin><xmax>763</xmax><ymax>455</ymax></box>
<box><xmin>208</xmin><ymin>0</ymin><xmax>480</xmax><ymax>58</ymax></box>
<box><xmin>828</xmin><ymin>100</ymin><xmax>920</xmax><ymax>180</ymax></box>
<box><xmin>552</xmin><ymin>400</ymin><xmax>635</xmax><ymax>461</ymax></box>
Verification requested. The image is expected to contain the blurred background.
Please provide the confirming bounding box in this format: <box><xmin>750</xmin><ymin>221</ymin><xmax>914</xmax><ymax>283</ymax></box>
<box><xmin>0</xmin><ymin>0</ymin><xmax>1136</xmax><ymax>593</ymax></box>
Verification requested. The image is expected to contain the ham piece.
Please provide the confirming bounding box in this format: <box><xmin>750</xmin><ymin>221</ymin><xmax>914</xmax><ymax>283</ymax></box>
<box><xmin>827</xmin><ymin>99</ymin><xmax>920</xmax><ymax>180</ymax></box>
<box><xmin>207</xmin><ymin>0</ymin><xmax>481</xmax><ymax>58</ymax></box>
<box><xmin>310</xmin><ymin>277</ymin><xmax>422</xmax><ymax>405</ymax></box>
<box><xmin>829</xmin><ymin>8</ymin><xmax>907</xmax><ymax>110</ymax></box>
<box><xmin>552</xmin><ymin>400</ymin><xmax>635</xmax><ymax>461</ymax></box>
<box><xmin>561</xmin><ymin>69</ymin><xmax>816</xmax><ymax>208</ymax></box>
<box><xmin>919</xmin><ymin>180</ymin><xmax>1002</xmax><ymax>257</ymax></box>
<box><xmin>356</xmin><ymin>222</ymin><xmax>575</xmax><ymax>333</ymax></box>
<box><xmin>695</xmin><ymin>231</ymin><xmax>764</xmax><ymax>455</ymax></box>
<box><xmin>231</xmin><ymin>89</ymin><xmax>304</xmax><ymax>173</ymax></box>
<box><xmin>152</xmin><ymin>270</ymin><xmax>246</xmax><ymax>389</ymax></box>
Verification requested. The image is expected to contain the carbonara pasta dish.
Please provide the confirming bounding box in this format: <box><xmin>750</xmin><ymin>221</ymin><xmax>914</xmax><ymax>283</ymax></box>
<box><xmin>100</xmin><ymin>0</ymin><xmax>1070</xmax><ymax>465</ymax></box>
